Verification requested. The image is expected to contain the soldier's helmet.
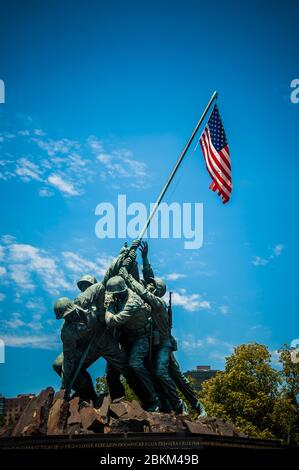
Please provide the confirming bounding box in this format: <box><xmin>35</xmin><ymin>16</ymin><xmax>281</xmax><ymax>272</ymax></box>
<box><xmin>149</xmin><ymin>277</ymin><xmax>167</xmax><ymax>298</ymax></box>
<box><xmin>106</xmin><ymin>276</ymin><xmax>127</xmax><ymax>294</ymax></box>
<box><xmin>77</xmin><ymin>274</ymin><xmax>97</xmax><ymax>292</ymax></box>
<box><xmin>54</xmin><ymin>297</ymin><xmax>77</xmax><ymax>320</ymax></box>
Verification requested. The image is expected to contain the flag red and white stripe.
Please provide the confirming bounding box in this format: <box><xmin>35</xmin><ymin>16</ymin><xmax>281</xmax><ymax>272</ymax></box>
<box><xmin>199</xmin><ymin>104</ymin><xmax>232</xmax><ymax>203</ymax></box>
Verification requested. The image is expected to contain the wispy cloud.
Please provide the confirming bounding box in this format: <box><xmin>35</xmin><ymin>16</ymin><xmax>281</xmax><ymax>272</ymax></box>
<box><xmin>218</xmin><ymin>305</ymin><xmax>229</xmax><ymax>315</ymax></box>
<box><xmin>88</xmin><ymin>136</ymin><xmax>149</xmax><ymax>189</ymax></box>
<box><xmin>0</xmin><ymin>235</ymin><xmax>115</xmax><ymax>299</ymax></box>
<box><xmin>172</xmin><ymin>288</ymin><xmax>211</xmax><ymax>312</ymax></box>
<box><xmin>252</xmin><ymin>244</ymin><xmax>286</xmax><ymax>267</ymax></box>
<box><xmin>0</xmin><ymin>267</ymin><xmax>6</xmax><ymax>276</ymax></box>
<box><xmin>0</xmin><ymin>333</ymin><xmax>59</xmax><ymax>350</ymax></box>
<box><xmin>252</xmin><ymin>256</ymin><xmax>269</xmax><ymax>267</ymax></box>
<box><xmin>181</xmin><ymin>337</ymin><xmax>204</xmax><ymax>351</ymax></box>
<box><xmin>1</xmin><ymin>311</ymin><xmax>44</xmax><ymax>332</ymax></box>
<box><xmin>164</xmin><ymin>272</ymin><xmax>187</xmax><ymax>281</ymax></box>
<box><xmin>47</xmin><ymin>173</ymin><xmax>80</xmax><ymax>196</ymax></box>
<box><xmin>0</xmin><ymin>124</ymin><xmax>150</xmax><ymax>196</ymax></box>
<box><xmin>0</xmin><ymin>236</ymin><xmax>72</xmax><ymax>295</ymax></box>
<box><xmin>2</xmin><ymin>312</ymin><xmax>26</xmax><ymax>329</ymax></box>
<box><xmin>180</xmin><ymin>335</ymin><xmax>233</xmax><ymax>362</ymax></box>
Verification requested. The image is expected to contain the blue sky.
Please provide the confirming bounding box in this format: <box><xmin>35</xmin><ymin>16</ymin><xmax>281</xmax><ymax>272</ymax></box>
<box><xmin>0</xmin><ymin>0</ymin><xmax>298</xmax><ymax>396</ymax></box>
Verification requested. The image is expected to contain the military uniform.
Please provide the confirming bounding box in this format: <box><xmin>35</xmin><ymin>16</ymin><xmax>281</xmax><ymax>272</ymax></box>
<box><xmin>139</xmin><ymin>248</ymin><xmax>206</xmax><ymax>416</ymax></box>
<box><xmin>68</xmin><ymin>244</ymin><xmax>141</xmax><ymax>402</ymax></box>
<box><xmin>105</xmin><ymin>277</ymin><xmax>159</xmax><ymax>411</ymax></box>
<box><xmin>120</xmin><ymin>269</ymin><xmax>185</xmax><ymax>413</ymax></box>
<box><xmin>53</xmin><ymin>282</ymin><xmax>137</xmax><ymax>404</ymax></box>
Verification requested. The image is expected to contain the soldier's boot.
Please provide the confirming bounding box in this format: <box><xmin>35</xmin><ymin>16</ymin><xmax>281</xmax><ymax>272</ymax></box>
<box><xmin>195</xmin><ymin>400</ymin><xmax>207</xmax><ymax>418</ymax></box>
<box><xmin>175</xmin><ymin>400</ymin><xmax>189</xmax><ymax>415</ymax></box>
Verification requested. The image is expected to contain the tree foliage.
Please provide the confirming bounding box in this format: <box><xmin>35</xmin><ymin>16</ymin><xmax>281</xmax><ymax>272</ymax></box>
<box><xmin>200</xmin><ymin>343</ymin><xmax>298</xmax><ymax>443</ymax></box>
<box><xmin>95</xmin><ymin>375</ymin><xmax>139</xmax><ymax>402</ymax></box>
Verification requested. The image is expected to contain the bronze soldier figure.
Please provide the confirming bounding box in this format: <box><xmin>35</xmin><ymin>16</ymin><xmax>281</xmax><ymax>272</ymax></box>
<box><xmin>52</xmin><ymin>280</ymin><xmax>141</xmax><ymax>405</ymax></box>
<box><xmin>105</xmin><ymin>275</ymin><xmax>159</xmax><ymax>411</ymax></box>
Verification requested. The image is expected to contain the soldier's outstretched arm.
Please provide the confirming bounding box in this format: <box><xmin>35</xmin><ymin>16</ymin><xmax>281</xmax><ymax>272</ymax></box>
<box><xmin>102</xmin><ymin>241</ymin><xmax>139</xmax><ymax>286</ymax></box>
<box><xmin>120</xmin><ymin>268</ymin><xmax>163</xmax><ymax>311</ymax></box>
<box><xmin>139</xmin><ymin>241</ymin><xmax>155</xmax><ymax>283</ymax></box>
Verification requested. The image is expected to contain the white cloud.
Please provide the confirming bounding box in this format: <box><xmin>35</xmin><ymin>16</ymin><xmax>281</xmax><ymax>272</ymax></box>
<box><xmin>3</xmin><ymin>241</ymin><xmax>72</xmax><ymax>294</ymax></box>
<box><xmin>27</xmin><ymin>321</ymin><xmax>43</xmax><ymax>331</ymax></box>
<box><xmin>9</xmin><ymin>264</ymin><xmax>35</xmax><ymax>290</ymax></box>
<box><xmin>39</xmin><ymin>187</ymin><xmax>54</xmax><ymax>197</ymax></box>
<box><xmin>0</xmin><ymin>126</ymin><xmax>150</xmax><ymax>196</ymax></box>
<box><xmin>33</xmin><ymin>129</ymin><xmax>45</xmax><ymax>136</ymax></box>
<box><xmin>0</xmin><ymin>236</ymin><xmax>117</xmax><ymax>299</ymax></box>
<box><xmin>62</xmin><ymin>251</ymin><xmax>98</xmax><ymax>275</ymax></box>
<box><xmin>181</xmin><ymin>338</ymin><xmax>204</xmax><ymax>351</ymax></box>
<box><xmin>252</xmin><ymin>256</ymin><xmax>269</xmax><ymax>266</ymax></box>
<box><xmin>179</xmin><ymin>335</ymin><xmax>233</xmax><ymax>361</ymax></box>
<box><xmin>1</xmin><ymin>311</ymin><xmax>44</xmax><ymax>332</ymax></box>
<box><xmin>219</xmin><ymin>305</ymin><xmax>229</xmax><ymax>315</ymax></box>
<box><xmin>87</xmin><ymin>136</ymin><xmax>104</xmax><ymax>153</ymax></box>
<box><xmin>1</xmin><ymin>235</ymin><xmax>16</xmax><ymax>245</ymax></box>
<box><xmin>2</xmin><ymin>313</ymin><xmax>25</xmax><ymax>329</ymax></box>
<box><xmin>91</xmin><ymin>138</ymin><xmax>149</xmax><ymax>189</ymax></box>
<box><xmin>0</xmin><ymin>333</ymin><xmax>58</xmax><ymax>350</ymax></box>
<box><xmin>206</xmin><ymin>336</ymin><xmax>218</xmax><ymax>345</ymax></box>
<box><xmin>15</xmin><ymin>158</ymin><xmax>44</xmax><ymax>182</ymax></box>
<box><xmin>172</xmin><ymin>289</ymin><xmax>211</xmax><ymax>312</ymax></box>
<box><xmin>0</xmin><ymin>266</ymin><xmax>6</xmax><ymax>276</ymax></box>
<box><xmin>47</xmin><ymin>174</ymin><xmax>80</xmax><ymax>196</ymax></box>
<box><xmin>18</xmin><ymin>130</ymin><xmax>30</xmax><ymax>136</ymax></box>
<box><xmin>272</xmin><ymin>244</ymin><xmax>285</xmax><ymax>257</ymax></box>
<box><xmin>33</xmin><ymin>136</ymin><xmax>80</xmax><ymax>157</ymax></box>
<box><xmin>252</xmin><ymin>244</ymin><xmax>286</xmax><ymax>267</ymax></box>
<box><xmin>164</xmin><ymin>273</ymin><xmax>187</xmax><ymax>281</ymax></box>
<box><xmin>3</xmin><ymin>318</ymin><xmax>26</xmax><ymax>329</ymax></box>
<box><xmin>62</xmin><ymin>251</ymin><xmax>114</xmax><ymax>278</ymax></box>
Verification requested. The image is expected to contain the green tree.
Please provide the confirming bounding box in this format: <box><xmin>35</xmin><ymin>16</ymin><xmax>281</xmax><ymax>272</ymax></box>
<box><xmin>200</xmin><ymin>343</ymin><xmax>298</xmax><ymax>442</ymax></box>
<box><xmin>279</xmin><ymin>345</ymin><xmax>299</xmax><ymax>404</ymax></box>
<box><xmin>95</xmin><ymin>375</ymin><xmax>139</xmax><ymax>402</ymax></box>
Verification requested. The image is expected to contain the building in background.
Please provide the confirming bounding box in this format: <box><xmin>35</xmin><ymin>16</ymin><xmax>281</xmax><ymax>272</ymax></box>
<box><xmin>0</xmin><ymin>393</ymin><xmax>35</xmax><ymax>427</ymax></box>
<box><xmin>185</xmin><ymin>365</ymin><xmax>219</xmax><ymax>390</ymax></box>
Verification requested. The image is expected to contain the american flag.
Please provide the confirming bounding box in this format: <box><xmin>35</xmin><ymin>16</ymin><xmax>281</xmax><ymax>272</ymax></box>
<box><xmin>199</xmin><ymin>104</ymin><xmax>232</xmax><ymax>203</ymax></box>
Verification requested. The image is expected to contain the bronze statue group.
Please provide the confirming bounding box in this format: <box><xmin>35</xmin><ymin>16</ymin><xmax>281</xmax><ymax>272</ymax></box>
<box><xmin>53</xmin><ymin>240</ymin><xmax>206</xmax><ymax>416</ymax></box>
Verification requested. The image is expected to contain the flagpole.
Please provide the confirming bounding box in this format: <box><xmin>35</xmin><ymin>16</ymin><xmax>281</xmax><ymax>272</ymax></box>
<box><xmin>138</xmin><ymin>90</ymin><xmax>218</xmax><ymax>240</ymax></box>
